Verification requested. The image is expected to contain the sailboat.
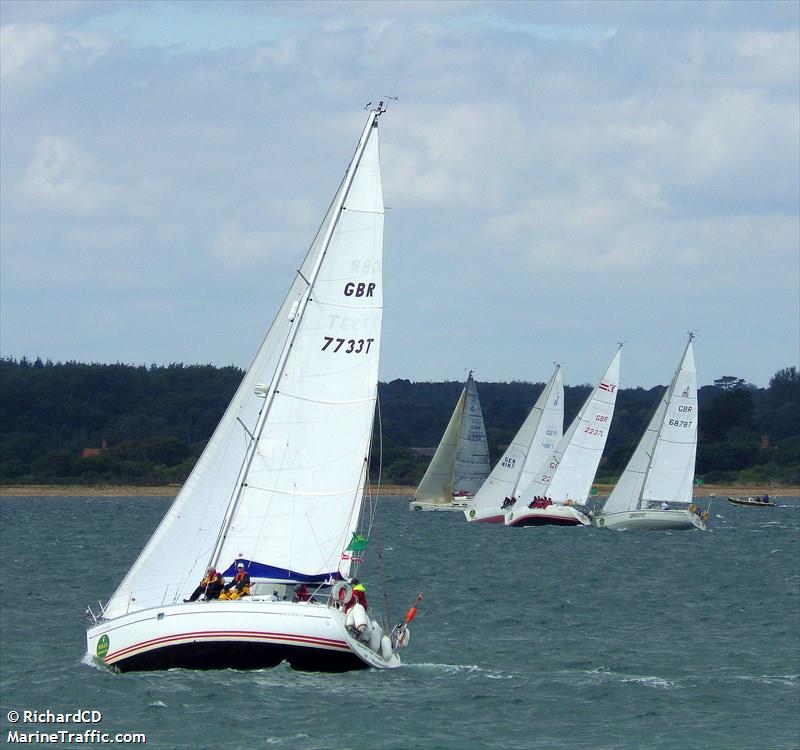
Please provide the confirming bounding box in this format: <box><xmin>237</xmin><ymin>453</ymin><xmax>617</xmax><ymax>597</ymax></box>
<box><xmin>409</xmin><ymin>371</ymin><xmax>490</xmax><ymax>511</ymax></box>
<box><xmin>465</xmin><ymin>365</ymin><xmax>564</xmax><ymax>523</ymax></box>
<box><xmin>596</xmin><ymin>335</ymin><xmax>707</xmax><ymax>531</ymax></box>
<box><xmin>505</xmin><ymin>347</ymin><xmax>622</xmax><ymax>527</ymax></box>
<box><xmin>85</xmin><ymin>103</ymin><xmax>415</xmax><ymax>671</ymax></box>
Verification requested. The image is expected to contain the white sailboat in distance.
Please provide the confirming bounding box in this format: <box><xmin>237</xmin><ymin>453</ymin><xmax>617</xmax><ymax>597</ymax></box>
<box><xmin>410</xmin><ymin>371</ymin><xmax>491</xmax><ymax>511</ymax></box>
<box><xmin>505</xmin><ymin>346</ymin><xmax>622</xmax><ymax>527</ymax></box>
<box><xmin>597</xmin><ymin>334</ymin><xmax>707</xmax><ymax>531</ymax></box>
<box><xmin>86</xmin><ymin>102</ymin><xmax>417</xmax><ymax>672</ymax></box>
<box><xmin>465</xmin><ymin>365</ymin><xmax>564</xmax><ymax>523</ymax></box>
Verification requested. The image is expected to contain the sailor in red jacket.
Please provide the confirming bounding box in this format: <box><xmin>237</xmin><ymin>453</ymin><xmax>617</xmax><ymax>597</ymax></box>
<box><xmin>348</xmin><ymin>578</ymin><xmax>368</xmax><ymax>610</ymax></box>
<box><xmin>184</xmin><ymin>567</ymin><xmax>224</xmax><ymax>602</ymax></box>
<box><xmin>220</xmin><ymin>563</ymin><xmax>250</xmax><ymax>600</ymax></box>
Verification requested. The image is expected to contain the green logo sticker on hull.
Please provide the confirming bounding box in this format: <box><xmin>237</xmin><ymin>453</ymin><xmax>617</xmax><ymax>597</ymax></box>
<box><xmin>598</xmin><ymin>517</ymin><xmax>605</xmax><ymax>527</ymax></box>
<box><xmin>96</xmin><ymin>634</ymin><xmax>109</xmax><ymax>658</ymax></box>
<box><xmin>469</xmin><ymin>509</ymin><xmax>476</xmax><ymax>518</ymax></box>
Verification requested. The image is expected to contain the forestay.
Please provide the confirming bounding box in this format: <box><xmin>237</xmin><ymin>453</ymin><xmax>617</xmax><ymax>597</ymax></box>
<box><xmin>103</xmin><ymin>112</ymin><xmax>384</xmax><ymax>619</ymax></box>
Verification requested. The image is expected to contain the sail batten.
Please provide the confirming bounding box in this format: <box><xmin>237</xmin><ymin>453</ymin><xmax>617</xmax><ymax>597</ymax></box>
<box><xmin>273</xmin><ymin>391</ymin><xmax>376</xmax><ymax>406</ymax></box>
<box><xmin>241</xmin><ymin>485</ymin><xmax>363</xmax><ymax>498</ymax></box>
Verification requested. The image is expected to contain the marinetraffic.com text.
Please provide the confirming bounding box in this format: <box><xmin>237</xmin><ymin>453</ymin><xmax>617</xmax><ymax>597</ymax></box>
<box><xmin>5</xmin><ymin>709</ymin><xmax>146</xmax><ymax>745</ymax></box>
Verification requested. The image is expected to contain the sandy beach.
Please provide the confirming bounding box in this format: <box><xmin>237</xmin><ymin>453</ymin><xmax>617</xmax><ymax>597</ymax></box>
<box><xmin>1</xmin><ymin>483</ymin><xmax>797</xmax><ymax>498</ymax></box>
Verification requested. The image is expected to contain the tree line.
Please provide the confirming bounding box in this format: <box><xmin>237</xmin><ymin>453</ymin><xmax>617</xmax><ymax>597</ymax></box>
<box><xmin>1</xmin><ymin>357</ymin><xmax>798</xmax><ymax>487</ymax></box>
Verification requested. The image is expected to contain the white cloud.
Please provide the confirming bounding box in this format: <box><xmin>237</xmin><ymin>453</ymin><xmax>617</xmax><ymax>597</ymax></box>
<box><xmin>242</xmin><ymin>37</ymin><xmax>299</xmax><ymax>70</ymax></box>
<box><xmin>606</xmin><ymin>119</ymin><xmax>673</xmax><ymax>147</ymax></box>
<box><xmin>212</xmin><ymin>197</ymin><xmax>317</xmax><ymax>268</ymax></box>
<box><xmin>0</xmin><ymin>1</ymin><xmax>797</xmax><ymax>386</ymax></box>
<box><xmin>17</xmin><ymin>136</ymin><xmax>165</xmax><ymax>220</ymax></box>
<box><xmin>735</xmin><ymin>30</ymin><xmax>799</xmax><ymax>84</ymax></box>
<box><xmin>386</xmin><ymin>101</ymin><xmax>530</xmax><ymax>209</ymax></box>
<box><xmin>19</xmin><ymin>136</ymin><xmax>120</xmax><ymax>214</ymax></box>
<box><xmin>0</xmin><ymin>21</ymin><xmax>109</xmax><ymax>88</ymax></box>
<box><xmin>0</xmin><ymin>22</ymin><xmax>59</xmax><ymax>82</ymax></box>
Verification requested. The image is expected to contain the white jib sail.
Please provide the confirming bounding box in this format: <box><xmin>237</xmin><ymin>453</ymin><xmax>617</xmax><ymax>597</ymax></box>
<box><xmin>452</xmin><ymin>372</ymin><xmax>491</xmax><ymax>496</ymax></box>
<box><xmin>640</xmin><ymin>337</ymin><xmax>698</xmax><ymax>506</ymax></box>
<box><xmin>413</xmin><ymin>389</ymin><xmax>465</xmax><ymax>505</ymax></box>
<box><xmin>600</xmin><ymin>398</ymin><xmax>666</xmax><ymax>515</ymax></box>
<box><xmin>103</xmin><ymin>111</ymin><xmax>384</xmax><ymax>619</ymax></box>
<box><xmin>519</xmin><ymin>347</ymin><xmax>621</xmax><ymax>505</ymax></box>
<box><xmin>469</xmin><ymin>366</ymin><xmax>563</xmax><ymax>516</ymax></box>
<box><xmin>602</xmin><ymin>337</ymin><xmax>697</xmax><ymax>513</ymax></box>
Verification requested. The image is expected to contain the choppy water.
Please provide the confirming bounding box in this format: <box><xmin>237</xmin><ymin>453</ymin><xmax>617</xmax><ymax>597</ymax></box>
<box><xmin>1</xmin><ymin>495</ymin><xmax>798</xmax><ymax>750</ymax></box>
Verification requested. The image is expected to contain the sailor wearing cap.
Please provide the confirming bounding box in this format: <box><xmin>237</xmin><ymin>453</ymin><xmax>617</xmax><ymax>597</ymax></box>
<box><xmin>220</xmin><ymin>562</ymin><xmax>251</xmax><ymax>600</ymax></box>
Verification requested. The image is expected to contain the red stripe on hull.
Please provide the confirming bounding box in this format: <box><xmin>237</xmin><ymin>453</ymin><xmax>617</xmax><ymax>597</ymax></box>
<box><xmin>106</xmin><ymin>630</ymin><xmax>349</xmax><ymax>663</ymax></box>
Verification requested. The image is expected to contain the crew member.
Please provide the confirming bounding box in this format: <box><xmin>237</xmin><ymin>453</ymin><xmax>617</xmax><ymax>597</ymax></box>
<box><xmin>350</xmin><ymin>578</ymin><xmax>368</xmax><ymax>609</ymax></box>
<box><xmin>220</xmin><ymin>563</ymin><xmax>250</xmax><ymax>600</ymax></box>
<box><xmin>184</xmin><ymin>567</ymin><xmax>225</xmax><ymax>602</ymax></box>
<box><xmin>293</xmin><ymin>583</ymin><xmax>311</xmax><ymax>602</ymax></box>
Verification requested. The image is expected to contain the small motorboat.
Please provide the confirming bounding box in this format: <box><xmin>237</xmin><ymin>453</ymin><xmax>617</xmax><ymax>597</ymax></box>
<box><xmin>727</xmin><ymin>496</ymin><xmax>776</xmax><ymax>507</ymax></box>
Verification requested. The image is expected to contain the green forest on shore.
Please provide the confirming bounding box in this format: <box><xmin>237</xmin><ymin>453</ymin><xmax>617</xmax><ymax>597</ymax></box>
<box><xmin>1</xmin><ymin>358</ymin><xmax>798</xmax><ymax>488</ymax></box>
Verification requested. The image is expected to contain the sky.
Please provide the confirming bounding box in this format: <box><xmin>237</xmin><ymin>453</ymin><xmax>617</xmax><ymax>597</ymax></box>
<box><xmin>1</xmin><ymin>0</ymin><xmax>798</xmax><ymax>389</ymax></box>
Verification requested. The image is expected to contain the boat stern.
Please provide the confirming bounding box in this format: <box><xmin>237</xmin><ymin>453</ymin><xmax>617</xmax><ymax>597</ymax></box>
<box><xmin>464</xmin><ymin>507</ymin><xmax>504</xmax><ymax>523</ymax></box>
<box><xmin>86</xmin><ymin>623</ymin><xmax>112</xmax><ymax>668</ymax></box>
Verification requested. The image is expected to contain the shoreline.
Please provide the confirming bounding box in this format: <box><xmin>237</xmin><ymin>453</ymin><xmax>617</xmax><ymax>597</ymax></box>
<box><xmin>1</xmin><ymin>484</ymin><xmax>797</xmax><ymax>498</ymax></box>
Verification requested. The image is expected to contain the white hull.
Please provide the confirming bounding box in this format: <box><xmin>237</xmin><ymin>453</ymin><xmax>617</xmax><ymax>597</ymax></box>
<box><xmin>86</xmin><ymin>598</ymin><xmax>400</xmax><ymax>672</ymax></box>
<box><xmin>409</xmin><ymin>499</ymin><xmax>469</xmax><ymax>512</ymax></box>
<box><xmin>597</xmin><ymin>509</ymin><xmax>706</xmax><ymax>531</ymax></box>
<box><xmin>505</xmin><ymin>504</ymin><xmax>591</xmax><ymax>527</ymax></box>
<box><xmin>464</xmin><ymin>506</ymin><xmax>505</xmax><ymax>524</ymax></box>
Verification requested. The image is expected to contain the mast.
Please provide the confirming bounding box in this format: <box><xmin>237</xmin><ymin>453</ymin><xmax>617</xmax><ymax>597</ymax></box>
<box><xmin>208</xmin><ymin>104</ymin><xmax>386</xmax><ymax>571</ymax></box>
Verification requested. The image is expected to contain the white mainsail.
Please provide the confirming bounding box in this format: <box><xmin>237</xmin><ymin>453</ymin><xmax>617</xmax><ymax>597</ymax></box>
<box><xmin>413</xmin><ymin>391</ymin><xmax>464</xmax><ymax>505</ymax></box>
<box><xmin>519</xmin><ymin>347</ymin><xmax>621</xmax><ymax>506</ymax></box>
<box><xmin>602</xmin><ymin>337</ymin><xmax>697</xmax><ymax>514</ymax></box>
<box><xmin>453</xmin><ymin>372</ymin><xmax>491</xmax><ymax>496</ymax></box>
<box><xmin>413</xmin><ymin>372</ymin><xmax>490</xmax><ymax>506</ymax></box>
<box><xmin>468</xmin><ymin>366</ymin><xmax>563</xmax><ymax>518</ymax></box>
<box><xmin>103</xmin><ymin>111</ymin><xmax>384</xmax><ymax>620</ymax></box>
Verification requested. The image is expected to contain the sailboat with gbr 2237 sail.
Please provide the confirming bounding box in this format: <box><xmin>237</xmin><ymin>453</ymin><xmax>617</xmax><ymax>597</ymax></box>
<box><xmin>505</xmin><ymin>347</ymin><xmax>622</xmax><ymax>527</ymax></box>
